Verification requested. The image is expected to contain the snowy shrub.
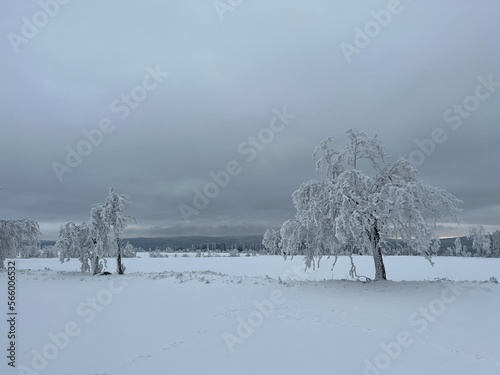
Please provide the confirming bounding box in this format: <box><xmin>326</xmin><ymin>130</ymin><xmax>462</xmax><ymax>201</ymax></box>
<box><xmin>122</xmin><ymin>243</ymin><xmax>137</xmax><ymax>258</ymax></box>
<box><xmin>149</xmin><ymin>251</ymin><xmax>169</xmax><ymax>258</ymax></box>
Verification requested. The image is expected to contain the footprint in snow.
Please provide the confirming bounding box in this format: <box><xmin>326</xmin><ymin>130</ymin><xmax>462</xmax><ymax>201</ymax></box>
<box><xmin>122</xmin><ymin>354</ymin><xmax>152</xmax><ymax>366</ymax></box>
<box><xmin>191</xmin><ymin>329</ymin><xmax>208</xmax><ymax>337</ymax></box>
<box><xmin>168</xmin><ymin>341</ymin><xmax>184</xmax><ymax>349</ymax></box>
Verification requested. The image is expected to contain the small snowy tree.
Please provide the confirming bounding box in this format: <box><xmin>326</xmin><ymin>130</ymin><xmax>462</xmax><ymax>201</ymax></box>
<box><xmin>279</xmin><ymin>130</ymin><xmax>461</xmax><ymax>280</ymax></box>
<box><xmin>57</xmin><ymin>222</ymin><xmax>78</xmax><ymax>261</ymax></box>
<box><xmin>262</xmin><ymin>229</ymin><xmax>281</xmax><ymax>255</ymax></box>
<box><xmin>450</xmin><ymin>237</ymin><xmax>467</xmax><ymax>257</ymax></box>
<box><xmin>0</xmin><ymin>219</ymin><xmax>40</xmax><ymax>268</ymax></box>
<box><xmin>103</xmin><ymin>188</ymin><xmax>133</xmax><ymax>275</ymax></box>
<box><xmin>468</xmin><ymin>225</ymin><xmax>491</xmax><ymax>257</ymax></box>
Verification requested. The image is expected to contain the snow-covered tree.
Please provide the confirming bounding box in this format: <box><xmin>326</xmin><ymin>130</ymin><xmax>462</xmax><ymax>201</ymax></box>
<box><xmin>56</xmin><ymin>222</ymin><xmax>79</xmax><ymax>260</ymax></box>
<box><xmin>490</xmin><ymin>230</ymin><xmax>500</xmax><ymax>258</ymax></box>
<box><xmin>468</xmin><ymin>225</ymin><xmax>491</xmax><ymax>257</ymax></box>
<box><xmin>55</xmin><ymin>189</ymin><xmax>133</xmax><ymax>275</ymax></box>
<box><xmin>448</xmin><ymin>237</ymin><xmax>467</xmax><ymax>257</ymax></box>
<box><xmin>56</xmin><ymin>205</ymin><xmax>114</xmax><ymax>275</ymax></box>
<box><xmin>262</xmin><ymin>229</ymin><xmax>281</xmax><ymax>255</ymax></box>
<box><xmin>103</xmin><ymin>188</ymin><xmax>133</xmax><ymax>275</ymax></box>
<box><xmin>279</xmin><ymin>130</ymin><xmax>462</xmax><ymax>280</ymax></box>
<box><xmin>89</xmin><ymin>203</ymin><xmax>111</xmax><ymax>274</ymax></box>
<box><xmin>56</xmin><ymin>222</ymin><xmax>96</xmax><ymax>273</ymax></box>
<box><xmin>0</xmin><ymin>219</ymin><xmax>40</xmax><ymax>268</ymax></box>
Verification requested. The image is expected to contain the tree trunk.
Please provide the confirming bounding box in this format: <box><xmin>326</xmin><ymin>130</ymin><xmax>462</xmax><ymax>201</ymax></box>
<box><xmin>116</xmin><ymin>237</ymin><xmax>124</xmax><ymax>275</ymax></box>
<box><xmin>91</xmin><ymin>239</ymin><xmax>101</xmax><ymax>275</ymax></box>
<box><xmin>372</xmin><ymin>224</ymin><xmax>386</xmax><ymax>280</ymax></box>
<box><xmin>92</xmin><ymin>255</ymin><xmax>99</xmax><ymax>275</ymax></box>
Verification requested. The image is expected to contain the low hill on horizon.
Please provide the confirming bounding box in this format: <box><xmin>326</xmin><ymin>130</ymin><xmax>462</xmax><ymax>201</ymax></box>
<box><xmin>40</xmin><ymin>234</ymin><xmax>265</xmax><ymax>251</ymax></box>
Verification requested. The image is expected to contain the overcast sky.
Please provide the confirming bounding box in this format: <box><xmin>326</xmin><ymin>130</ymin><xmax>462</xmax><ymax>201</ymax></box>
<box><xmin>1</xmin><ymin>0</ymin><xmax>499</xmax><ymax>240</ymax></box>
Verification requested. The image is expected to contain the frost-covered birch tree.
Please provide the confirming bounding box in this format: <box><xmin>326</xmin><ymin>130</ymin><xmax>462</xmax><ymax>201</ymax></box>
<box><xmin>262</xmin><ymin>229</ymin><xmax>281</xmax><ymax>254</ymax></box>
<box><xmin>0</xmin><ymin>219</ymin><xmax>40</xmax><ymax>269</ymax></box>
<box><xmin>103</xmin><ymin>188</ymin><xmax>133</xmax><ymax>275</ymax></box>
<box><xmin>468</xmin><ymin>225</ymin><xmax>491</xmax><ymax>257</ymax></box>
<box><xmin>57</xmin><ymin>189</ymin><xmax>134</xmax><ymax>274</ymax></box>
<box><xmin>278</xmin><ymin>130</ymin><xmax>462</xmax><ymax>280</ymax></box>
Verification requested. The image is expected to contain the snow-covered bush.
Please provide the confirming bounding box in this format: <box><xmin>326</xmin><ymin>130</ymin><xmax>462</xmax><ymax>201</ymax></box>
<box><xmin>122</xmin><ymin>243</ymin><xmax>137</xmax><ymax>258</ymax></box>
<box><xmin>149</xmin><ymin>251</ymin><xmax>169</xmax><ymax>258</ymax></box>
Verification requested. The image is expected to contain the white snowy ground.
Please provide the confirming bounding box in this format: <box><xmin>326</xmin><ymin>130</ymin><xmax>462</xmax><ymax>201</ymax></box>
<box><xmin>1</xmin><ymin>254</ymin><xmax>499</xmax><ymax>375</ymax></box>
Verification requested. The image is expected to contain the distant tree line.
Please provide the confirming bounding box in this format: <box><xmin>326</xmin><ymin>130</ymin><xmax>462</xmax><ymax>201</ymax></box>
<box><xmin>189</xmin><ymin>242</ymin><xmax>263</xmax><ymax>252</ymax></box>
<box><xmin>263</xmin><ymin>226</ymin><xmax>500</xmax><ymax>258</ymax></box>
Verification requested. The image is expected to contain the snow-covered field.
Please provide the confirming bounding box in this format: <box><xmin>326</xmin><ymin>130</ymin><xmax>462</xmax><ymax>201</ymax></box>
<box><xmin>1</xmin><ymin>254</ymin><xmax>499</xmax><ymax>375</ymax></box>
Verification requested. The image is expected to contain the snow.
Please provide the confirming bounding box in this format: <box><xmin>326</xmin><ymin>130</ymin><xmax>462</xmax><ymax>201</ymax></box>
<box><xmin>1</xmin><ymin>255</ymin><xmax>499</xmax><ymax>375</ymax></box>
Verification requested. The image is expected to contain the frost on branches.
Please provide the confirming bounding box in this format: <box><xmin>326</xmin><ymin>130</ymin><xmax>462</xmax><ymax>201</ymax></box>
<box><xmin>89</xmin><ymin>203</ymin><xmax>110</xmax><ymax>274</ymax></box>
<box><xmin>57</xmin><ymin>207</ymin><xmax>109</xmax><ymax>275</ymax></box>
<box><xmin>0</xmin><ymin>219</ymin><xmax>40</xmax><ymax>269</ymax></box>
<box><xmin>57</xmin><ymin>222</ymin><xmax>96</xmax><ymax>273</ymax></box>
<box><xmin>56</xmin><ymin>188</ymin><xmax>133</xmax><ymax>275</ymax></box>
<box><xmin>262</xmin><ymin>229</ymin><xmax>281</xmax><ymax>255</ymax></box>
<box><xmin>104</xmin><ymin>188</ymin><xmax>133</xmax><ymax>275</ymax></box>
<box><xmin>277</xmin><ymin>130</ymin><xmax>462</xmax><ymax>280</ymax></box>
<box><xmin>468</xmin><ymin>225</ymin><xmax>491</xmax><ymax>257</ymax></box>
